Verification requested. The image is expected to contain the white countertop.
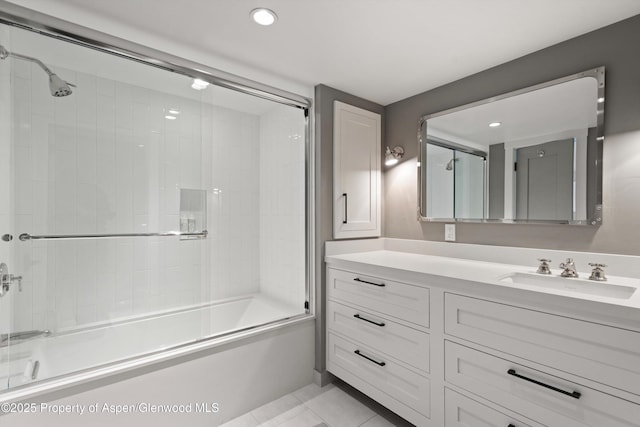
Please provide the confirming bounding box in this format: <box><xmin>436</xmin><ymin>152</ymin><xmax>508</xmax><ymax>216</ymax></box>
<box><xmin>326</xmin><ymin>249</ymin><xmax>640</xmax><ymax>310</ymax></box>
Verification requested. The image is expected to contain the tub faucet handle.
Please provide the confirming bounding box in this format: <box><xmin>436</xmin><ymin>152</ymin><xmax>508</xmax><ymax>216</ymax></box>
<box><xmin>588</xmin><ymin>263</ymin><xmax>607</xmax><ymax>282</ymax></box>
<box><xmin>0</xmin><ymin>263</ymin><xmax>22</xmax><ymax>295</ymax></box>
<box><xmin>536</xmin><ymin>258</ymin><xmax>552</xmax><ymax>274</ymax></box>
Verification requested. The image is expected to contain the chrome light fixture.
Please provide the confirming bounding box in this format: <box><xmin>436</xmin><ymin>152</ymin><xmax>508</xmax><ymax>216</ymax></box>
<box><xmin>385</xmin><ymin>146</ymin><xmax>404</xmax><ymax>166</ymax></box>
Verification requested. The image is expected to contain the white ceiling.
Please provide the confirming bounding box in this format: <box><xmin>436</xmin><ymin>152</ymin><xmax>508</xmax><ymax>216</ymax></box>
<box><xmin>7</xmin><ymin>0</ymin><xmax>640</xmax><ymax>105</ymax></box>
<box><xmin>429</xmin><ymin>75</ymin><xmax>598</xmax><ymax>148</ymax></box>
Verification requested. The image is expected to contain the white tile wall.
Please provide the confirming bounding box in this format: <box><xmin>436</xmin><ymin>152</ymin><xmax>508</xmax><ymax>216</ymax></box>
<box><xmin>206</xmin><ymin>105</ymin><xmax>261</xmax><ymax>301</ymax></box>
<box><xmin>259</xmin><ymin>105</ymin><xmax>306</xmax><ymax>309</ymax></box>
<box><xmin>8</xmin><ymin>61</ymin><xmax>219</xmax><ymax>332</ymax></box>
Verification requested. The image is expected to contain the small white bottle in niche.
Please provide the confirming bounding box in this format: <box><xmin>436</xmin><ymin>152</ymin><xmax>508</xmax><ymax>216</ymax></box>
<box><xmin>180</xmin><ymin>215</ymin><xmax>189</xmax><ymax>233</ymax></box>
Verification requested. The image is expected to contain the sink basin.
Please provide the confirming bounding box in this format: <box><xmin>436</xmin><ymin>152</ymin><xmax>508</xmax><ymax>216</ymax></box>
<box><xmin>500</xmin><ymin>272</ymin><xmax>637</xmax><ymax>299</ymax></box>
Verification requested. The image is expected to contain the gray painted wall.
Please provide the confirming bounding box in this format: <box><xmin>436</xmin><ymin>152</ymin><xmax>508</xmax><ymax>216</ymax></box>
<box><xmin>314</xmin><ymin>85</ymin><xmax>384</xmax><ymax>377</ymax></box>
<box><xmin>384</xmin><ymin>14</ymin><xmax>640</xmax><ymax>255</ymax></box>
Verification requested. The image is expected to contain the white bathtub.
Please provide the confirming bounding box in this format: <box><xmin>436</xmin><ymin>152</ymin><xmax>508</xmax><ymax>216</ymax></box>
<box><xmin>1</xmin><ymin>294</ymin><xmax>305</xmax><ymax>390</ymax></box>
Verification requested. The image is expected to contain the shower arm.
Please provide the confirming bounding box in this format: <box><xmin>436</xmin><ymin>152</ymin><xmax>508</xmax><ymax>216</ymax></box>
<box><xmin>0</xmin><ymin>45</ymin><xmax>75</xmax><ymax>86</ymax></box>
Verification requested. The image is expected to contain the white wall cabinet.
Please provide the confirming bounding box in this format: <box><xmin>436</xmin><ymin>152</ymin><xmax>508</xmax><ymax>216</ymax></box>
<box><xmin>333</xmin><ymin>101</ymin><xmax>381</xmax><ymax>239</ymax></box>
<box><xmin>325</xmin><ymin>250</ymin><xmax>640</xmax><ymax>427</ymax></box>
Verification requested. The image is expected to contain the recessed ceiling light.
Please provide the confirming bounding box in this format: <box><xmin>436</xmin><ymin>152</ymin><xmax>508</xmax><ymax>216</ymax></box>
<box><xmin>489</xmin><ymin>122</ymin><xmax>502</xmax><ymax>128</ymax></box>
<box><xmin>251</xmin><ymin>8</ymin><xmax>277</xmax><ymax>26</ymax></box>
<box><xmin>191</xmin><ymin>78</ymin><xmax>209</xmax><ymax>90</ymax></box>
<box><xmin>165</xmin><ymin>115</ymin><xmax>177</xmax><ymax>120</ymax></box>
<box><xmin>168</xmin><ymin>109</ymin><xmax>180</xmax><ymax>115</ymax></box>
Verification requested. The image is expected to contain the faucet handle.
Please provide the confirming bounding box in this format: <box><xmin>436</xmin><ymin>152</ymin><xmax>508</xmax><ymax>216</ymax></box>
<box><xmin>588</xmin><ymin>263</ymin><xmax>607</xmax><ymax>282</ymax></box>
<box><xmin>536</xmin><ymin>258</ymin><xmax>552</xmax><ymax>274</ymax></box>
<box><xmin>588</xmin><ymin>262</ymin><xmax>607</xmax><ymax>268</ymax></box>
<box><xmin>559</xmin><ymin>257</ymin><xmax>574</xmax><ymax>268</ymax></box>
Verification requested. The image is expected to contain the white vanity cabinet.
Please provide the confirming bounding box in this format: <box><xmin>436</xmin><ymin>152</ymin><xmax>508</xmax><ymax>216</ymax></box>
<box><xmin>326</xmin><ymin>267</ymin><xmax>431</xmax><ymax>426</ymax></box>
<box><xmin>325</xmin><ymin>243</ymin><xmax>640</xmax><ymax>427</ymax></box>
<box><xmin>443</xmin><ymin>293</ymin><xmax>640</xmax><ymax>427</ymax></box>
<box><xmin>332</xmin><ymin>101</ymin><xmax>381</xmax><ymax>239</ymax></box>
<box><xmin>444</xmin><ymin>293</ymin><xmax>640</xmax><ymax>397</ymax></box>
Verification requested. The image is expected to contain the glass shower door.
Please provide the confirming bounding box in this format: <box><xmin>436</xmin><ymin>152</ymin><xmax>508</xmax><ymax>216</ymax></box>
<box><xmin>0</xmin><ymin>17</ymin><xmax>308</xmax><ymax>392</ymax></box>
<box><xmin>0</xmin><ymin>25</ymin><xmax>24</xmax><ymax>389</ymax></box>
<box><xmin>454</xmin><ymin>151</ymin><xmax>486</xmax><ymax>219</ymax></box>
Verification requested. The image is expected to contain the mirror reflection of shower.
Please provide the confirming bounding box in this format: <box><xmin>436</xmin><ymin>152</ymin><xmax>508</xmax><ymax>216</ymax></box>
<box><xmin>445</xmin><ymin>158</ymin><xmax>456</xmax><ymax>171</ymax></box>
<box><xmin>0</xmin><ymin>44</ymin><xmax>75</xmax><ymax>96</ymax></box>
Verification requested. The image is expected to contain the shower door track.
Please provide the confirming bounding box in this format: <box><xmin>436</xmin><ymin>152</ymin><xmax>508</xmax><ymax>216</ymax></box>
<box><xmin>0</xmin><ymin>1</ymin><xmax>310</xmax><ymax>110</ymax></box>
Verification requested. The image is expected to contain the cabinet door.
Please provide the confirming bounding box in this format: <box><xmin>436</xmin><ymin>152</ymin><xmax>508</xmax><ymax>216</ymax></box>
<box><xmin>333</xmin><ymin>101</ymin><xmax>381</xmax><ymax>239</ymax></box>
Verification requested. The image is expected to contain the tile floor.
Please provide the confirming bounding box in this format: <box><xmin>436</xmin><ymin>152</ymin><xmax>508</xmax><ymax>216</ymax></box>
<box><xmin>220</xmin><ymin>380</ymin><xmax>414</xmax><ymax>427</ymax></box>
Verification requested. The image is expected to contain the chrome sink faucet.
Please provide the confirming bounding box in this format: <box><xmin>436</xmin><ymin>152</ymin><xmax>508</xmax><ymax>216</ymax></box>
<box><xmin>559</xmin><ymin>258</ymin><xmax>579</xmax><ymax>278</ymax></box>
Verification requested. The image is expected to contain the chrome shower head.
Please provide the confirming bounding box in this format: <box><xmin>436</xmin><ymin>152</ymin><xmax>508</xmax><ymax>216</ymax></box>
<box><xmin>0</xmin><ymin>44</ymin><xmax>75</xmax><ymax>97</ymax></box>
<box><xmin>48</xmin><ymin>73</ymin><xmax>74</xmax><ymax>97</ymax></box>
<box><xmin>445</xmin><ymin>158</ymin><xmax>455</xmax><ymax>171</ymax></box>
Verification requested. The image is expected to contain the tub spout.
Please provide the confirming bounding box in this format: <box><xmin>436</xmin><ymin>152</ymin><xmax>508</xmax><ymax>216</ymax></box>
<box><xmin>0</xmin><ymin>330</ymin><xmax>50</xmax><ymax>347</ymax></box>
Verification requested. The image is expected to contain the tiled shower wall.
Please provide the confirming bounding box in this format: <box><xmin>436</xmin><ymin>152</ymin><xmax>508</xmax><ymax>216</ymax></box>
<box><xmin>259</xmin><ymin>105</ymin><xmax>306</xmax><ymax>309</ymax></box>
<box><xmin>206</xmin><ymin>104</ymin><xmax>260</xmax><ymax>301</ymax></box>
<box><xmin>8</xmin><ymin>59</ymin><xmax>262</xmax><ymax>332</ymax></box>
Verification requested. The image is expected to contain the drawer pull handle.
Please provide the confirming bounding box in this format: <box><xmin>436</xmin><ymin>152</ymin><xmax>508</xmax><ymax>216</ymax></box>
<box><xmin>353</xmin><ymin>277</ymin><xmax>385</xmax><ymax>287</ymax></box>
<box><xmin>354</xmin><ymin>350</ymin><xmax>386</xmax><ymax>367</ymax></box>
<box><xmin>353</xmin><ymin>314</ymin><xmax>385</xmax><ymax>327</ymax></box>
<box><xmin>507</xmin><ymin>369</ymin><xmax>581</xmax><ymax>399</ymax></box>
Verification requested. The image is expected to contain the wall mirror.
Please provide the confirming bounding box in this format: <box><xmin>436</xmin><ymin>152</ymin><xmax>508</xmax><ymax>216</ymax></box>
<box><xmin>418</xmin><ymin>67</ymin><xmax>604</xmax><ymax>225</ymax></box>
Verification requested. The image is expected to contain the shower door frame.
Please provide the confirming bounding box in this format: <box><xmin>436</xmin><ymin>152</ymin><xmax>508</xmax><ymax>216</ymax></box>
<box><xmin>0</xmin><ymin>0</ymin><xmax>315</xmax><ymax>398</ymax></box>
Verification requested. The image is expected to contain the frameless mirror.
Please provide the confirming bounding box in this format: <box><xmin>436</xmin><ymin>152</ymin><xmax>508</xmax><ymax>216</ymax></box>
<box><xmin>418</xmin><ymin>67</ymin><xmax>604</xmax><ymax>225</ymax></box>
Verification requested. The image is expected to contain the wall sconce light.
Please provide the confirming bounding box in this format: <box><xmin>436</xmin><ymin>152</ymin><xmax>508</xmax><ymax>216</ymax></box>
<box><xmin>385</xmin><ymin>146</ymin><xmax>404</xmax><ymax>166</ymax></box>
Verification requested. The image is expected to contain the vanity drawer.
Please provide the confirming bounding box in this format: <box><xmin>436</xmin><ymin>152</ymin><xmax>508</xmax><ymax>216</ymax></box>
<box><xmin>444</xmin><ymin>293</ymin><xmax>640</xmax><ymax>396</ymax></box>
<box><xmin>445</xmin><ymin>388</ymin><xmax>545</xmax><ymax>427</ymax></box>
<box><xmin>327</xmin><ymin>268</ymin><xmax>430</xmax><ymax>327</ymax></box>
<box><xmin>327</xmin><ymin>300</ymin><xmax>429</xmax><ymax>372</ymax></box>
<box><xmin>445</xmin><ymin>341</ymin><xmax>640</xmax><ymax>427</ymax></box>
<box><xmin>327</xmin><ymin>332</ymin><xmax>430</xmax><ymax>418</ymax></box>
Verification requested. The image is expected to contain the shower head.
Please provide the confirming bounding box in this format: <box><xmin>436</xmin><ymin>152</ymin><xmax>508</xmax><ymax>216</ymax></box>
<box><xmin>445</xmin><ymin>158</ymin><xmax>455</xmax><ymax>171</ymax></box>
<box><xmin>48</xmin><ymin>73</ymin><xmax>74</xmax><ymax>97</ymax></box>
<box><xmin>0</xmin><ymin>44</ymin><xmax>75</xmax><ymax>97</ymax></box>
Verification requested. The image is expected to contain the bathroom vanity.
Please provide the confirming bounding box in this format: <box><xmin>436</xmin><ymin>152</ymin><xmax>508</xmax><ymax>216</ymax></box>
<box><xmin>325</xmin><ymin>238</ymin><xmax>640</xmax><ymax>427</ymax></box>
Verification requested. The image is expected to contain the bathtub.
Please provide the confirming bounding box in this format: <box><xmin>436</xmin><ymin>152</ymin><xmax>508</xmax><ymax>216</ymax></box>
<box><xmin>1</xmin><ymin>294</ymin><xmax>306</xmax><ymax>390</ymax></box>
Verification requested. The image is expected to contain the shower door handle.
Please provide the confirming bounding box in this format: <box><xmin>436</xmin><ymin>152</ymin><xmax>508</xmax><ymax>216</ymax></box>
<box><xmin>342</xmin><ymin>193</ymin><xmax>348</xmax><ymax>224</ymax></box>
